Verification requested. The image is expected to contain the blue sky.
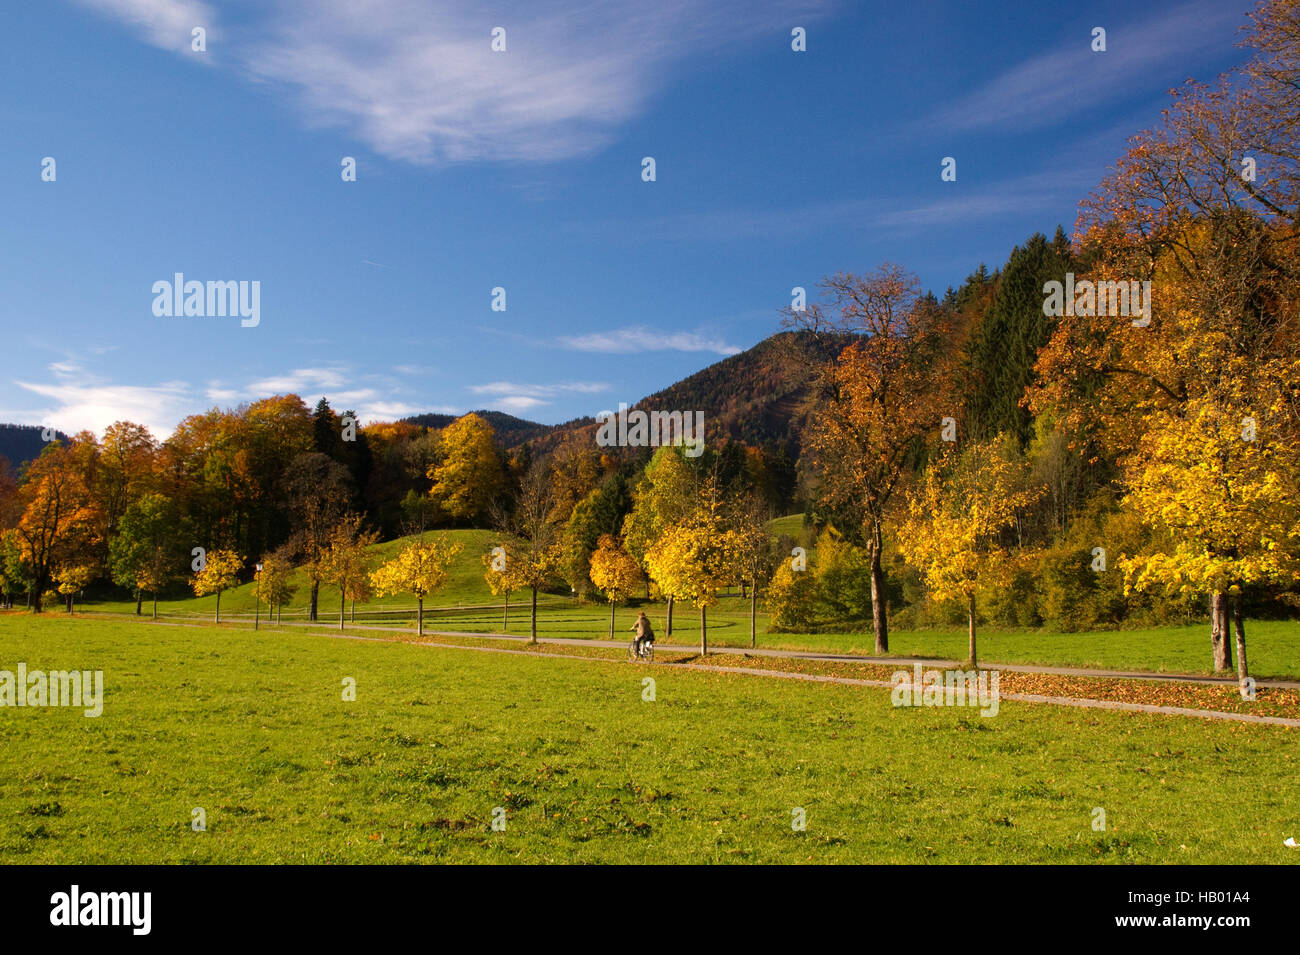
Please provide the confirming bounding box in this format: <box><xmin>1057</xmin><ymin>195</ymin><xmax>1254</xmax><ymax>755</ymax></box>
<box><xmin>1</xmin><ymin>0</ymin><xmax>1249</xmax><ymax>436</ymax></box>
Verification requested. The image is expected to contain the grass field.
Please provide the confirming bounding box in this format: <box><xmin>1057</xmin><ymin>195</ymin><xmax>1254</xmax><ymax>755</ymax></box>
<box><xmin>1</xmin><ymin>614</ymin><xmax>1296</xmax><ymax>863</ymax></box>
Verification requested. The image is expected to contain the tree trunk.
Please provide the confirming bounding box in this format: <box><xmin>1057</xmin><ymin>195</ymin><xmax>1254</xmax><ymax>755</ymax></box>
<box><xmin>152</xmin><ymin>593</ymin><xmax>158</xmax><ymax>620</ymax></box>
<box><xmin>215</xmin><ymin>590</ymin><xmax>221</xmax><ymax>624</ymax></box>
<box><xmin>529</xmin><ymin>587</ymin><xmax>538</xmax><ymax>644</ymax></box>
<box><xmin>967</xmin><ymin>592</ymin><xmax>977</xmax><ymax>667</ymax></box>
<box><xmin>417</xmin><ymin>597</ymin><xmax>424</xmax><ymax>637</ymax></box>
<box><xmin>608</xmin><ymin>600</ymin><xmax>615</xmax><ymax>640</ymax></box>
<box><xmin>750</xmin><ymin>582</ymin><xmax>757</xmax><ymax>649</ymax></box>
<box><xmin>869</xmin><ymin>538</ymin><xmax>889</xmax><ymax>654</ymax></box>
<box><xmin>340</xmin><ymin>592</ymin><xmax>346</xmax><ymax>631</ymax></box>
<box><xmin>1233</xmin><ymin>590</ymin><xmax>1249</xmax><ymax>682</ymax></box>
<box><xmin>666</xmin><ymin>594</ymin><xmax>674</xmax><ymax>637</ymax></box>
<box><xmin>700</xmin><ymin>605</ymin><xmax>707</xmax><ymax>656</ymax></box>
<box><xmin>135</xmin><ymin>593</ymin><xmax>142</xmax><ymax>615</ymax></box>
<box><xmin>1211</xmin><ymin>591</ymin><xmax>1232</xmax><ymax>671</ymax></box>
<box><xmin>310</xmin><ymin>579</ymin><xmax>319</xmax><ymax>622</ymax></box>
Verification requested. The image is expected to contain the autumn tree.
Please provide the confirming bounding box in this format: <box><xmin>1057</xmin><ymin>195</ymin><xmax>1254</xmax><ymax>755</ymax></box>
<box><xmin>588</xmin><ymin>534</ymin><xmax>643</xmax><ymax>639</ymax></box>
<box><xmin>558</xmin><ymin>477</ymin><xmax>630</xmax><ymax>600</ymax></box>
<box><xmin>644</xmin><ymin>476</ymin><xmax>733</xmax><ymax>655</ymax></box>
<box><xmin>784</xmin><ymin>264</ymin><xmax>957</xmax><ymax>654</ymax></box>
<box><xmin>98</xmin><ymin>421</ymin><xmax>158</xmax><ymax>538</ymax></box>
<box><xmin>482</xmin><ymin>546</ymin><xmax>515</xmax><ymax>630</ymax></box>
<box><xmin>257</xmin><ymin>546</ymin><xmax>296</xmax><ymax>625</ymax></box>
<box><xmin>14</xmin><ymin>443</ymin><xmax>97</xmax><ymax>612</ymax></box>
<box><xmin>192</xmin><ymin>548</ymin><xmax>243</xmax><ymax>623</ymax></box>
<box><xmin>547</xmin><ymin>435</ymin><xmax>602</xmax><ymax>525</ymax></box>
<box><xmin>490</xmin><ymin>458</ymin><xmax>561</xmax><ymax>644</ymax></box>
<box><xmin>0</xmin><ymin>530</ymin><xmax>30</xmax><ymax>609</ymax></box>
<box><xmin>622</xmin><ymin>446</ymin><xmax>695</xmax><ymax>635</ymax></box>
<box><xmin>285</xmin><ymin>452</ymin><xmax>354</xmax><ymax>621</ymax></box>
<box><xmin>428</xmin><ymin>413</ymin><xmax>505</xmax><ymax>524</ymax></box>
<box><xmin>109</xmin><ymin>492</ymin><xmax>184</xmax><ymax>618</ymax></box>
<box><xmin>370</xmin><ymin>535</ymin><xmax>463</xmax><ymax>637</ymax></box>
<box><xmin>899</xmin><ymin>436</ymin><xmax>1044</xmax><ymax>665</ymax></box>
<box><xmin>55</xmin><ymin>563</ymin><xmax>96</xmax><ymax>613</ymax></box>
<box><xmin>320</xmin><ymin>514</ymin><xmax>379</xmax><ymax>630</ymax></box>
<box><xmin>1118</xmin><ymin>391</ymin><xmax>1300</xmax><ymax>677</ymax></box>
<box><xmin>766</xmin><ymin>558</ymin><xmax>817</xmax><ymax>632</ymax></box>
<box><xmin>728</xmin><ymin>493</ymin><xmax>775</xmax><ymax>647</ymax></box>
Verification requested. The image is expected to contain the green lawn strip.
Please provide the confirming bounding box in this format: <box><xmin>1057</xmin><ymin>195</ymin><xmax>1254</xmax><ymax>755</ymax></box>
<box><xmin>2</xmin><ymin>615</ymin><xmax>1296</xmax><ymax>864</ymax></box>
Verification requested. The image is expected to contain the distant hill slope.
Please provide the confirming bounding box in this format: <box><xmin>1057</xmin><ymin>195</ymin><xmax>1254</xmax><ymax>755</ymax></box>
<box><xmin>523</xmin><ymin>331</ymin><xmax>837</xmax><ymax>458</ymax></box>
<box><xmin>0</xmin><ymin>424</ymin><xmax>70</xmax><ymax>472</ymax></box>
<box><xmin>400</xmin><ymin>410</ymin><xmax>557</xmax><ymax>448</ymax></box>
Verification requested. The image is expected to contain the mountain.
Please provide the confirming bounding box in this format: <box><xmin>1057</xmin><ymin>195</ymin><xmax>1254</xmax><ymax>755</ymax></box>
<box><xmin>0</xmin><ymin>424</ymin><xmax>71</xmax><ymax>472</ymax></box>
<box><xmin>400</xmin><ymin>409</ymin><xmax>558</xmax><ymax>449</ymax></box>
<box><xmin>520</xmin><ymin>331</ymin><xmax>834</xmax><ymax>458</ymax></box>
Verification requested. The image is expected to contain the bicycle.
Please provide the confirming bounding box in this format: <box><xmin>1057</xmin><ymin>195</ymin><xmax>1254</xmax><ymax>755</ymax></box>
<box><xmin>628</xmin><ymin>637</ymin><xmax>654</xmax><ymax>663</ymax></box>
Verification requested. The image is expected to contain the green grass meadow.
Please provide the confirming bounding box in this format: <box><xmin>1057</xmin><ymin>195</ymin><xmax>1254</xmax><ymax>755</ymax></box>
<box><xmin>1</xmin><ymin>614</ymin><xmax>1296</xmax><ymax>864</ymax></box>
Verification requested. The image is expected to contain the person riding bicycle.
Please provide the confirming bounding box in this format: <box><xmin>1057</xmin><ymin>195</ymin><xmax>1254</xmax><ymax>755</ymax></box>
<box><xmin>629</xmin><ymin>610</ymin><xmax>655</xmax><ymax>656</ymax></box>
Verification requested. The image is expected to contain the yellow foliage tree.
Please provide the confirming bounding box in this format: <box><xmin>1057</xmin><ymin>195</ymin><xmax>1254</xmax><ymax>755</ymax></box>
<box><xmin>621</xmin><ymin>446</ymin><xmax>694</xmax><ymax>635</ymax></box>
<box><xmin>899</xmin><ymin>436</ymin><xmax>1043</xmax><ymax>665</ymax></box>
<box><xmin>588</xmin><ymin>534</ymin><xmax>643</xmax><ymax>639</ymax></box>
<box><xmin>192</xmin><ymin>548</ymin><xmax>243</xmax><ymax>623</ymax></box>
<box><xmin>54</xmin><ymin>563</ymin><xmax>96</xmax><ymax>614</ymax></box>
<box><xmin>644</xmin><ymin>478</ymin><xmax>735</xmax><ymax>655</ymax></box>
<box><xmin>369</xmin><ymin>536</ymin><xmax>463</xmax><ymax>636</ymax></box>
<box><xmin>482</xmin><ymin>547</ymin><xmax>515</xmax><ymax>631</ymax></box>
<box><xmin>1119</xmin><ymin>390</ymin><xmax>1300</xmax><ymax>678</ymax></box>
<box><xmin>427</xmin><ymin>414</ymin><xmax>504</xmax><ymax>523</ymax></box>
<box><xmin>766</xmin><ymin>558</ymin><xmax>816</xmax><ymax>632</ymax></box>
<box><xmin>320</xmin><ymin>515</ymin><xmax>379</xmax><ymax>630</ymax></box>
<box><xmin>257</xmin><ymin>551</ymin><xmax>295</xmax><ymax>625</ymax></box>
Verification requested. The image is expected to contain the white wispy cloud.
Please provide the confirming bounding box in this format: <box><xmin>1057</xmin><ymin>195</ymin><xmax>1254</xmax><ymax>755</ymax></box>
<box><xmin>9</xmin><ymin>363</ymin><xmax>194</xmax><ymax>438</ymax></box>
<box><xmin>5</xmin><ymin>361</ymin><xmax>435</xmax><ymax>437</ymax></box>
<box><xmin>467</xmin><ymin>379</ymin><xmax>608</xmax><ymax>413</ymax></box>
<box><xmin>923</xmin><ymin>1</ymin><xmax>1240</xmax><ymax>133</ymax></box>
<box><xmin>75</xmin><ymin>0</ymin><xmax>214</xmax><ymax>54</ymax></box>
<box><xmin>559</xmin><ymin>326</ymin><xmax>741</xmax><ymax>355</ymax></box>
<box><xmin>206</xmin><ymin>366</ymin><xmax>429</xmax><ymax>422</ymax></box>
<box><xmin>72</xmin><ymin>0</ymin><xmax>834</xmax><ymax>164</ymax></box>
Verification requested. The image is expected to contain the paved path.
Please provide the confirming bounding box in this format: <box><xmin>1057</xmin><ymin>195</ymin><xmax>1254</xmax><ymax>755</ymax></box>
<box><xmin>252</xmin><ymin>617</ymin><xmax>1300</xmax><ymax>690</ymax></box>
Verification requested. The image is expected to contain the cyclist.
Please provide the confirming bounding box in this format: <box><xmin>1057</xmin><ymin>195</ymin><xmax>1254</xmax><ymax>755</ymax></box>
<box><xmin>629</xmin><ymin>610</ymin><xmax>655</xmax><ymax>657</ymax></box>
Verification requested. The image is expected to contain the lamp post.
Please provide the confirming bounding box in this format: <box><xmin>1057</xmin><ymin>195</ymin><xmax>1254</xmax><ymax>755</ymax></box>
<box><xmin>254</xmin><ymin>562</ymin><xmax>263</xmax><ymax>631</ymax></box>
